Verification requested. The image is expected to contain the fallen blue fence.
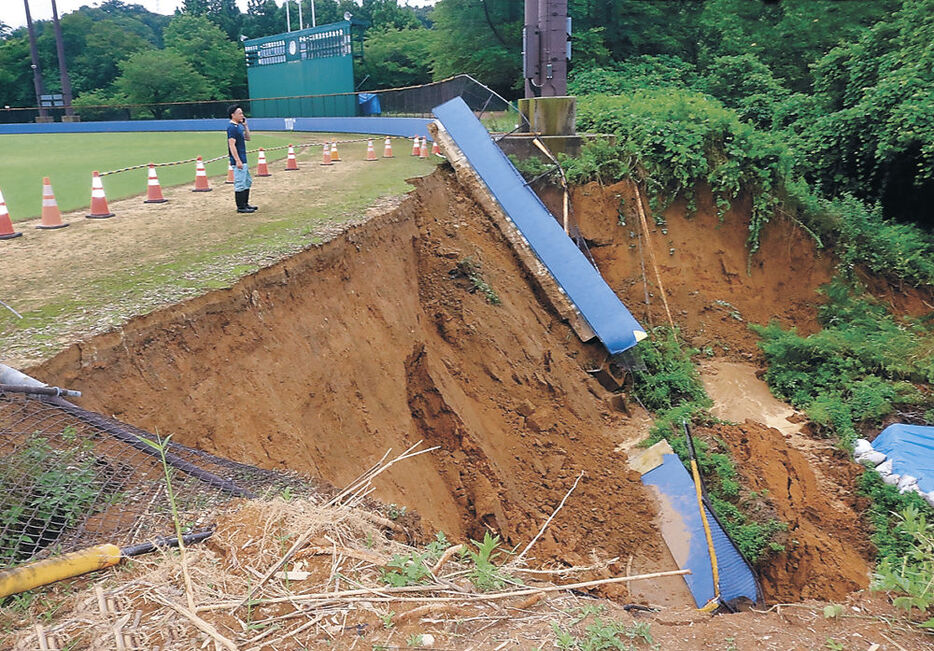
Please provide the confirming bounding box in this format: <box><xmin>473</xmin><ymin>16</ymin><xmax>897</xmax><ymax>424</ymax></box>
<box><xmin>432</xmin><ymin>96</ymin><xmax>645</xmax><ymax>355</ymax></box>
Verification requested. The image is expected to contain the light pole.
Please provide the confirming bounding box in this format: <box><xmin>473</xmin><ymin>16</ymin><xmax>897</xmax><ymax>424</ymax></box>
<box><xmin>23</xmin><ymin>0</ymin><xmax>49</xmax><ymax>121</ymax></box>
<box><xmin>50</xmin><ymin>0</ymin><xmax>75</xmax><ymax>119</ymax></box>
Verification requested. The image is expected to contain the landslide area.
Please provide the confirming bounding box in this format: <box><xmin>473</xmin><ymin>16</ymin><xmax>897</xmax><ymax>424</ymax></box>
<box><xmin>34</xmin><ymin>167</ymin><xmax>687</xmax><ymax>604</ymax></box>
<box><xmin>32</xmin><ymin>166</ymin><xmax>920</xmax><ymax>605</ymax></box>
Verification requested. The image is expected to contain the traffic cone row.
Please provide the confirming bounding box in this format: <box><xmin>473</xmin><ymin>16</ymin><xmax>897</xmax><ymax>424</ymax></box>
<box><xmin>0</xmin><ymin>189</ymin><xmax>22</xmax><ymax>239</ymax></box>
<box><xmin>365</xmin><ymin>139</ymin><xmax>378</xmax><ymax>162</ymax></box>
<box><xmin>383</xmin><ymin>137</ymin><xmax>393</xmax><ymax>158</ymax></box>
<box><xmin>330</xmin><ymin>142</ymin><xmax>341</xmax><ymax>162</ymax></box>
<box><xmin>321</xmin><ymin>142</ymin><xmax>333</xmax><ymax>166</ymax></box>
<box><xmin>432</xmin><ymin>140</ymin><xmax>441</xmax><ymax>156</ymax></box>
<box><xmin>37</xmin><ymin>177</ymin><xmax>67</xmax><ymax>229</ymax></box>
<box><xmin>226</xmin><ymin>164</ymin><xmax>235</xmax><ymax>184</ymax></box>
<box><xmin>411</xmin><ymin>136</ymin><xmax>420</xmax><ymax>156</ymax></box>
<box><xmin>285</xmin><ymin>144</ymin><xmax>299</xmax><ymax>171</ymax></box>
<box><xmin>419</xmin><ymin>138</ymin><xmax>429</xmax><ymax>159</ymax></box>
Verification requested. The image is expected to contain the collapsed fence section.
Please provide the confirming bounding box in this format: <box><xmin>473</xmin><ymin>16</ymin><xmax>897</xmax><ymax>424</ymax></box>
<box><xmin>0</xmin><ymin>390</ymin><xmax>312</xmax><ymax>570</ymax></box>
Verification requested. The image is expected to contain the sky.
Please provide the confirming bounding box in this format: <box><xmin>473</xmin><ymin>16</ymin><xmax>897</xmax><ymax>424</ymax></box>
<box><xmin>2</xmin><ymin>1</ymin><xmax>437</xmax><ymax>30</ymax></box>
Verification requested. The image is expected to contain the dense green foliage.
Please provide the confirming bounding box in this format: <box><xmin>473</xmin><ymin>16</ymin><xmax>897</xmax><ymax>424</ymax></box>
<box><xmin>633</xmin><ymin>328</ymin><xmax>786</xmax><ymax>564</ymax></box>
<box><xmin>752</xmin><ymin>281</ymin><xmax>934</xmax><ymax>449</ymax></box>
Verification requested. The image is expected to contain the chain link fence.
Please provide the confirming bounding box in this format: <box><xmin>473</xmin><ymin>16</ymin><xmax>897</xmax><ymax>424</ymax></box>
<box><xmin>0</xmin><ymin>74</ymin><xmax>520</xmax><ymax>129</ymax></box>
<box><xmin>0</xmin><ymin>389</ymin><xmax>313</xmax><ymax>570</ymax></box>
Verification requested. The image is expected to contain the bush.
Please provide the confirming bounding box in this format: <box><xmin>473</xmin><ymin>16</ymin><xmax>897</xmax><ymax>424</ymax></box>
<box><xmin>752</xmin><ymin>280</ymin><xmax>934</xmax><ymax>448</ymax></box>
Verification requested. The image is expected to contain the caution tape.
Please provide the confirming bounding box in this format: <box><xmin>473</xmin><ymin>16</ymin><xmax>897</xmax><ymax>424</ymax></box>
<box><xmin>98</xmin><ymin>136</ymin><xmax>412</xmax><ymax>177</ymax></box>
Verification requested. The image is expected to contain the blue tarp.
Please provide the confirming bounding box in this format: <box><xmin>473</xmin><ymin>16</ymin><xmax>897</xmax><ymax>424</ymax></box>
<box><xmin>873</xmin><ymin>424</ymin><xmax>934</xmax><ymax>493</ymax></box>
<box><xmin>358</xmin><ymin>93</ymin><xmax>382</xmax><ymax>115</ymax></box>
<box><xmin>431</xmin><ymin>97</ymin><xmax>646</xmax><ymax>355</ymax></box>
<box><xmin>642</xmin><ymin>454</ymin><xmax>759</xmax><ymax>608</ymax></box>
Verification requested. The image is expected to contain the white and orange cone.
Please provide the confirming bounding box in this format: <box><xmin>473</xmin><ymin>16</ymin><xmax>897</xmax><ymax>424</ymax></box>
<box><xmin>431</xmin><ymin>139</ymin><xmax>441</xmax><ymax>156</ymax></box>
<box><xmin>256</xmin><ymin>149</ymin><xmax>271</xmax><ymax>177</ymax></box>
<box><xmin>330</xmin><ymin>141</ymin><xmax>341</xmax><ymax>162</ymax></box>
<box><xmin>225</xmin><ymin>163</ymin><xmax>235</xmax><ymax>184</ymax></box>
<box><xmin>144</xmin><ymin>164</ymin><xmax>168</xmax><ymax>203</ymax></box>
<box><xmin>192</xmin><ymin>156</ymin><xmax>212</xmax><ymax>192</ymax></box>
<box><xmin>320</xmin><ymin>142</ymin><xmax>333</xmax><ymax>166</ymax></box>
<box><xmin>419</xmin><ymin>138</ymin><xmax>429</xmax><ymax>159</ymax></box>
<box><xmin>0</xmin><ymin>189</ymin><xmax>22</xmax><ymax>240</ymax></box>
<box><xmin>285</xmin><ymin>144</ymin><xmax>299</xmax><ymax>171</ymax></box>
<box><xmin>86</xmin><ymin>171</ymin><xmax>115</xmax><ymax>219</ymax></box>
<box><xmin>37</xmin><ymin>177</ymin><xmax>67</xmax><ymax>229</ymax></box>
<box><xmin>365</xmin><ymin>139</ymin><xmax>378</xmax><ymax>162</ymax></box>
<box><xmin>383</xmin><ymin>136</ymin><xmax>393</xmax><ymax>158</ymax></box>
<box><xmin>411</xmin><ymin>135</ymin><xmax>420</xmax><ymax>156</ymax></box>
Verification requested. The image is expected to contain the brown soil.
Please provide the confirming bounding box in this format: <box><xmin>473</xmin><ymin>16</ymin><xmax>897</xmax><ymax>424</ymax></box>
<box><xmin>571</xmin><ymin>180</ymin><xmax>932</xmax><ymax>360</ymax></box>
<box><xmin>16</xmin><ymin>161</ymin><xmax>928</xmax><ymax>633</ymax></box>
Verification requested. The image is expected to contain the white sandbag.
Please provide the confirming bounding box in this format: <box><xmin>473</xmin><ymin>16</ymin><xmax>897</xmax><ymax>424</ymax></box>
<box><xmin>898</xmin><ymin>476</ymin><xmax>919</xmax><ymax>493</ymax></box>
<box><xmin>883</xmin><ymin>473</ymin><xmax>901</xmax><ymax>486</ymax></box>
<box><xmin>875</xmin><ymin>459</ymin><xmax>893</xmax><ymax>476</ymax></box>
<box><xmin>856</xmin><ymin>450</ymin><xmax>887</xmax><ymax>466</ymax></box>
<box><xmin>853</xmin><ymin>439</ymin><xmax>873</xmax><ymax>456</ymax></box>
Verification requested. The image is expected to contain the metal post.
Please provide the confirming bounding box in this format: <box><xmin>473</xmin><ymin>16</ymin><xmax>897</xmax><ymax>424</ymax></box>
<box><xmin>50</xmin><ymin>0</ymin><xmax>74</xmax><ymax>117</ymax></box>
<box><xmin>538</xmin><ymin>0</ymin><xmax>568</xmax><ymax>96</ymax></box>
<box><xmin>523</xmin><ymin>0</ymin><xmax>540</xmax><ymax>98</ymax></box>
<box><xmin>298</xmin><ymin>0</ymin><xmax>303</xmax><ymax>30</ymax></box>
<box><xmin>23</xmin><ymin>0</ymin><xmax>49</xmax><ymax>120</ymax></box>
<box><xmin>286</xmin><ymin>0</ymin><xmax>291</xmax><ymax>32</ymax></box>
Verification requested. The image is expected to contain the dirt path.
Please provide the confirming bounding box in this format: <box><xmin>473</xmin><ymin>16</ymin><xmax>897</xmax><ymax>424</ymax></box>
<box><xmin>0</xmin><ymin>141</ymin><xmax>437</xmax><ymax>368</ymax></box>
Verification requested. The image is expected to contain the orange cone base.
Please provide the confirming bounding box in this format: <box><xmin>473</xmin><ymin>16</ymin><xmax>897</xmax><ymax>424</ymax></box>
<box><xmin>86</xmin><ymin>211</ymin><xmax>115</xmax><ymax>219</ymax></box>
<box><xmin>256</xmin><ymin>172</ymin><xmax>272</xmax><ymax>177</ymax></box>
<box><xmin>36</xmin><ymin>222</ymin><xmax>69</xmax><ymax>230</ymax></box>
<box><xmin>284</xmin><ymin>168</ymin><xmax>298</xmax><ymax>171</ymax></box>
<box><xmin>191</xmin><ymin>188</ymin><xmax>213</xmax><ymax>192</ymax></box>
<box><xmin>225</xmin><ymin>180</ymin><xmax>234</xmax><ymax>184</ymax></box>
<box><xmin>144</xmin><ymin>198</ymin><xmax>169</xmax><ymax>204</ymax></box>
<box><xmin>0</xmin><ymin>232</ymin><xmax>22</xmax><ymax>240</ymax></box>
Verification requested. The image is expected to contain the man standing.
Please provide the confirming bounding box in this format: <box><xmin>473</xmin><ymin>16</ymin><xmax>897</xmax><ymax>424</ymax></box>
<box><xmin>227</xmin><ymin>104</ymin><xmax>257</xmax><ymax>213</ymax></box>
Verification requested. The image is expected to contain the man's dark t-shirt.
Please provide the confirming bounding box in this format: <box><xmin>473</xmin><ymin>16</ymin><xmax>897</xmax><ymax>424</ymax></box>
<box><xmin>227</xmin><ymin>122</ymin><xmax>247</xmax><ymax>166</ymax></box>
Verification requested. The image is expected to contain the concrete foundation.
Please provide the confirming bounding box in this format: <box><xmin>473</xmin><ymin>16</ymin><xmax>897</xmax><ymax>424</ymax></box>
<box><xmin>518</xmin><ymin>96</ymin><xmax>576</xmax><ymax>136</ymax></box>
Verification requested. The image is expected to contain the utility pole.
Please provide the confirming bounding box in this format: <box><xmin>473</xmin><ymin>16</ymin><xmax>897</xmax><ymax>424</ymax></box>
<box><xmin>23</xmin><ymin>0</ymin><xmax>50</xmax><ymax>121</ymax></box>
<box><xmin>50</xmin><ymin>0</ymin><xmax>75</xmax><ymax>119</ymax></box>
<box><xmin>523</xmin><ymin>0</ymin><xmax>569</xmax><ymax>98</ymax></box>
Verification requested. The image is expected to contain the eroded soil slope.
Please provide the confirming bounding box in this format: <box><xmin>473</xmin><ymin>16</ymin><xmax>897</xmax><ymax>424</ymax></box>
<box><xmin>34</xmin><ymin>167</ymin><xmax>688</xmax><ymax>602</ymax></box>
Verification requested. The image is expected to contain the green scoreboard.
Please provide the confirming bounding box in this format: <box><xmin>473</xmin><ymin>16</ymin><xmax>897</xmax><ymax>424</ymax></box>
<box><xmin>244</xmin><ymin>20</ymin><xmax>364</xmax><ymax>118</ymax></box>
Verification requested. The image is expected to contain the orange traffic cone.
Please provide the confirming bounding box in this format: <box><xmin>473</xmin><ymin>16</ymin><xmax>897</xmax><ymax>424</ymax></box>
<box><xmin>192</xmin><ymin>156</ymin><xmax>212</xmax><ymax>192</ymax></box>
<box><xmin>36</xmin><ymin>177</ymin><xmax>67</xmax><ymax>229</ymax></box>
<box><xmin>225</xmin><ymin>163</ymin><xmax>235</xmax><ymax>184</ymax></box>
<box><xmin>320</xmin><ymin>142</ymin><xmax>333</xmax><ymax>166</ymax></box>
<box><xmin>432</xmin><ymin>140</ymin><xmax>441</xmax><ymax>156</ymax></box>
<box><xmin>256</xmin><ymin>149</ymin><xmax>271</xmax><ymax>177</ymax></box>
<box><xmin>285</xmin><ymin>144</ymin><xmax>299</xmax><ymax>171</ymax></box>
<box><xmin>144</xmin><ymin>164</ymin><xmax>168</xmax><ymax>203</ymax></box>
<box><xmin>365</xmin><ymin>139</ymin><xmax>378</xmax><ymax>161</ymax></box>
<box><xmin>383</xmin><ymin>136</ymin><xmax>393</xmax><ymax>158</ymax></box>
<box><xmin>411</xmin><ymin>135</ymin><xmax>420</xmax><ymax>156</ymax></box>
<box><xmin>86</xmin><ymin>171</ymin><xmax>115</xmax><ymax>219</ymax></box>
<box><xmin>419</xmin><ymin>138</ymin><xmax>429</xmax><ymax>159</ymax></box>
<box><xmin>0</xmin><ymin>189</ymin><xmax>22</xmax><ymax>240</ymax></box>
<box><xmin>330</xmin><ymin>141</ymin><xmax>341</xmax><ymax>162</ymax></box>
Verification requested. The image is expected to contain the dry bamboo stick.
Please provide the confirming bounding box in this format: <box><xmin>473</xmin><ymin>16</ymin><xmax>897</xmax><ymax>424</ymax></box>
<box><xmin>152</xmin><ymin>592</ymin><xmax>239</xmax><ymax>651</ymax></box>
<box><xmin>515</xmin><ymin>471</ymin><xmax>584</xmax><ymax>564</ymax></box>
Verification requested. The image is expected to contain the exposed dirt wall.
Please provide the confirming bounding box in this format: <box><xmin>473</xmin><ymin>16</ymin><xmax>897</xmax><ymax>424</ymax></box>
<box><xmin>35</xmin><ymin>168</ymin><xmax>683</xmax><ymax>601</ymax></box>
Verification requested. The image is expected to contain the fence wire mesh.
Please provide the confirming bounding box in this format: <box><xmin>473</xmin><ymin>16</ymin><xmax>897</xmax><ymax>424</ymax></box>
<box><xmin>0</xmin><ymin>390</ymin><xmax>312</xmax><ymax>570</ymax></box>
<box><xmin>0</xmin><ymin>75</ymin><xmax>520</xmax><ymax>129</ymax></box>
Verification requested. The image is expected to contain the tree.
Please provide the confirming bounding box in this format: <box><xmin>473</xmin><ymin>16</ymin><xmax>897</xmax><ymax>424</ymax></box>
<box><xmin>360</xmin><ymin>27</ymin><xmax>432</xmax><ymax>89</ymax></box>
<box><xmin>114</xmin><ymin>49</ymin><xmax>209</xmax><ymax>117</ymax></box>
<box><xmin>70</xmin><ymin>16</ymin><xmax>155</xmax><ymax>93</ymax></box>
<box><xmin>428</xmin><ymin>0</ymin><xmax>522</xmax><ymax>95</ymax></box>
<box><xmin>164</xmin><ymin>14</ymin><xmax>245</xmax><ymax>98</ymax></box>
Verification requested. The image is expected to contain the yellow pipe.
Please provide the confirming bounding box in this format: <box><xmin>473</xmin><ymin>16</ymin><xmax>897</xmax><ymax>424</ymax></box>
<box><xmin>691</xmin><ymin>458</ymin><xmax>720</xmax><ymax>610</ymax></box>
<box><xmin>0</xmin><ymin>544</ymin><xmax>122</xmax><ymax>599</ymax></box>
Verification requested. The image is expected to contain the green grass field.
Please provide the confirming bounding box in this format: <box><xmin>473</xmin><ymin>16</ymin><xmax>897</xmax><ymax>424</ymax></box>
<box><xmin>0</xmin><ymin>131</ymin><xmax>379</xmax><ymax>221</ymax></box>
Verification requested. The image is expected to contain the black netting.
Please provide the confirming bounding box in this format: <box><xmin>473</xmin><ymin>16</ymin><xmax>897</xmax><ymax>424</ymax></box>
<box><xmin>0</xmin><ymin>391</ymin><xmax>312</xmax><ymax>569</ymax></box>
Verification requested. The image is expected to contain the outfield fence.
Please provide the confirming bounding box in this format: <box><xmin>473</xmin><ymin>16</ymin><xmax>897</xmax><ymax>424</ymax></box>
<box><xmin>0</xmin><ymin>74</ymin><xmax>519</xmax><ymax>128</ymax></box>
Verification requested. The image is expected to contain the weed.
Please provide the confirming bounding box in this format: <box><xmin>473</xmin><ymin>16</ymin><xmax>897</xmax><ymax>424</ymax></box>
<box><xmin>871</xmin><ymin>505</ymin><xmax>934</xmax><ymax>626</ymax></box>
<box><xmin>407</xmin><ymin>633</ymin><xmax>424</xmax><ymax>647</ymax></box>
<box><xmin>380</xmin><ymin>532</ymin><xmax>451</xmax><ymax>588</ymax></box>
<box><xmin>379</xmin><ymin>610</ymin><xmax>395</xmax><ymax>629</ymax></box>
<box><xmin>450</xmin><ymin>257</ymin><xmax>501</xmax><ymax>305</ymax></box>
<box><xmin>464</xmin><ymin>531</ymin><xmax>514</xmax><ymax>592</ymax></box>
<box><xmin>386</xmin><ymin>503</ymin><xmax>407</xmax><ymax>521</ymax></box>
<box><xmin>825</xmin><ymin>639</ymin><xmax>845</xmax><ymax>651</ymax></box>
<box><xmin>551</xmin><ymin>616</ymin><xmax>659</xmax><ymax>650</ymax></box>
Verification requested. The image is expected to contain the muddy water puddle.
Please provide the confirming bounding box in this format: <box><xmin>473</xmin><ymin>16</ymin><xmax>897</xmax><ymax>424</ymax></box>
<box><xmin>700</xmin><ymin>360</ymin><xmax>799</xmax><ymax>436</ymax></box>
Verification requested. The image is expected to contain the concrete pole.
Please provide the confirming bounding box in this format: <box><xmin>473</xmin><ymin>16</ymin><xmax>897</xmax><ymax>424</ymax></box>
<box><xmin>523</xmin><ymin>0</ymin><xmax>540</xmax><ymax>98</ymax></box>
<box><xmin>50</xmin><ymin>0</ymin><xmax>74</xmax><ymax>117</ymax></box>
<box><xmin>538</xmin><ymin>0</ymin><xmax>568</xmax><ymax>97</ymax></box>
<box><xmin>23</xmin><ymin>0</ymin><xmax>49</xmax><ymax>119</ymax></box>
